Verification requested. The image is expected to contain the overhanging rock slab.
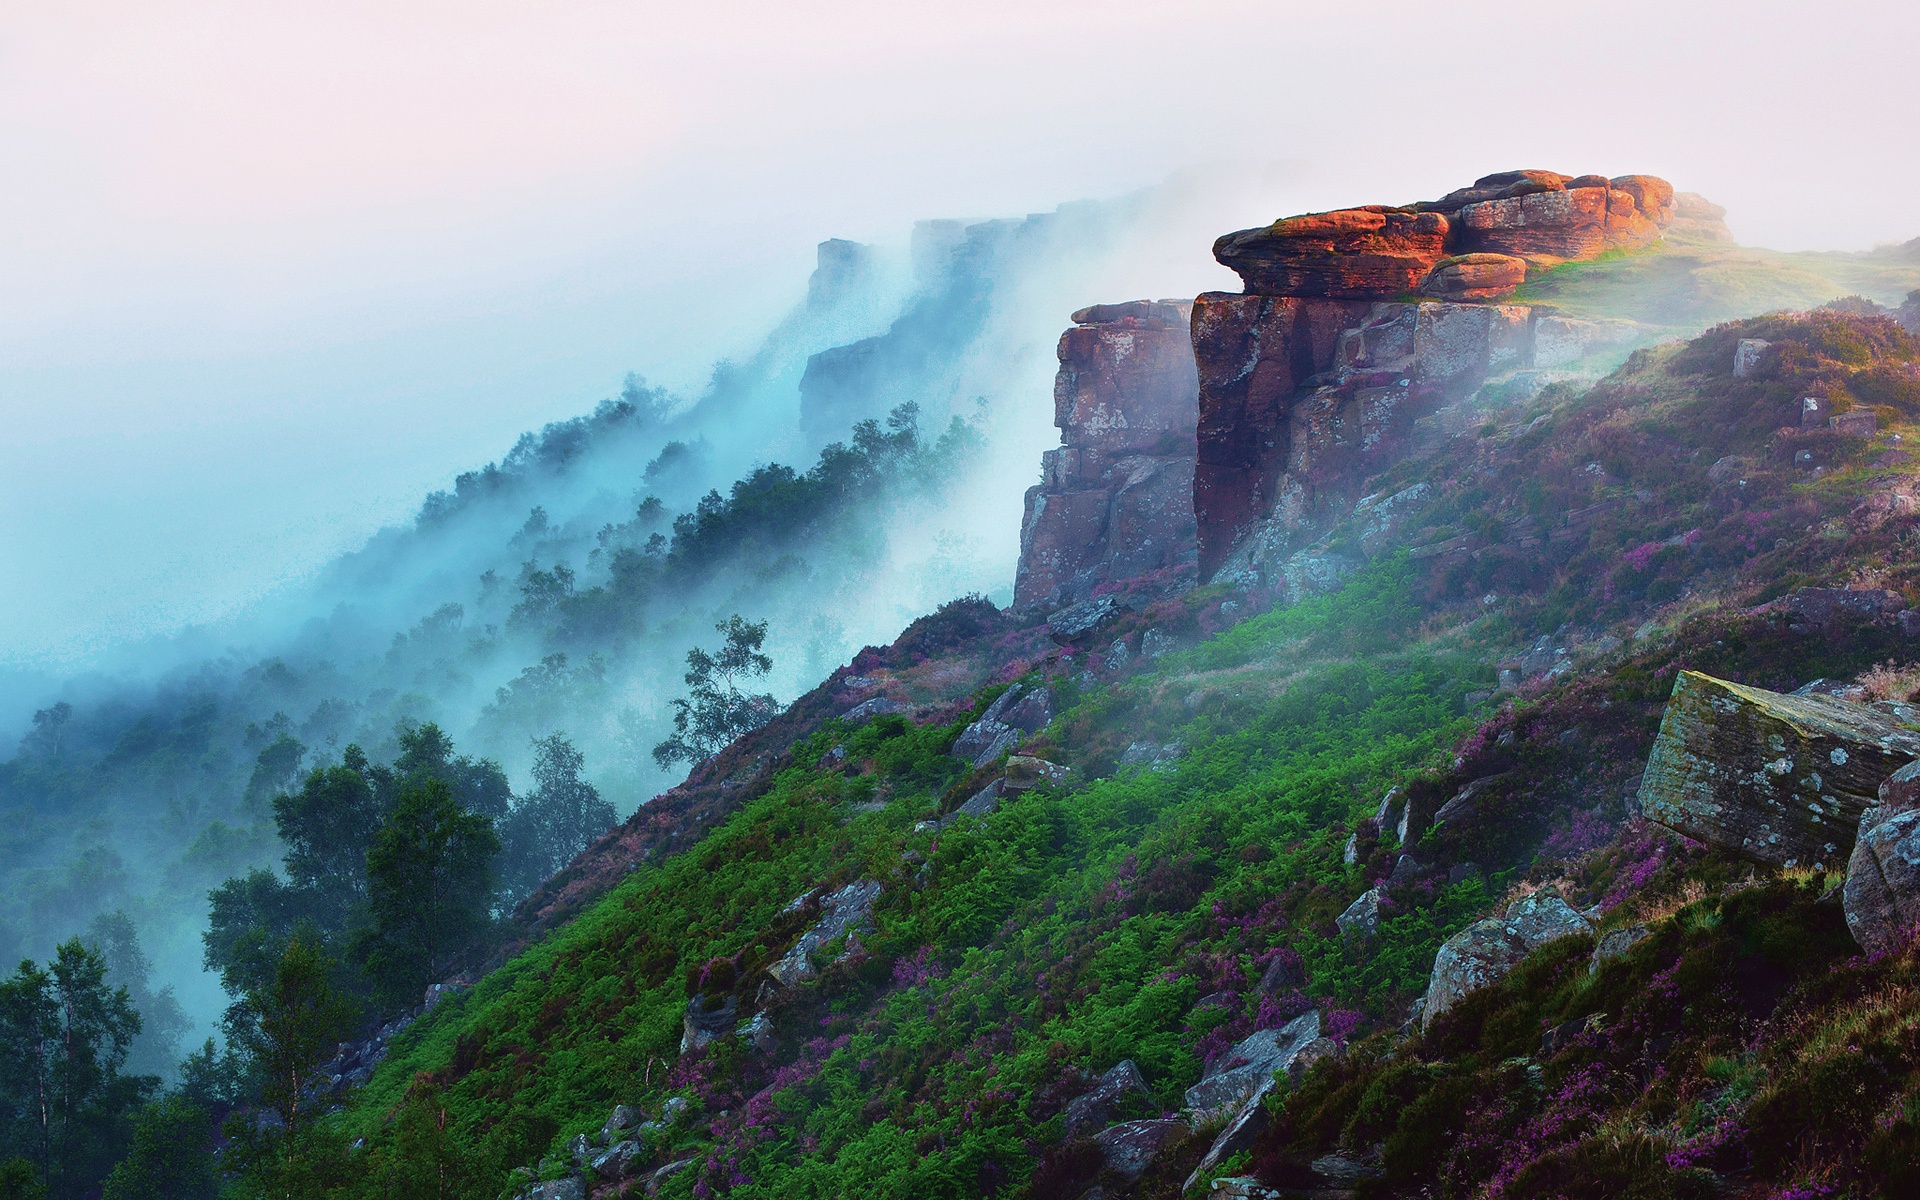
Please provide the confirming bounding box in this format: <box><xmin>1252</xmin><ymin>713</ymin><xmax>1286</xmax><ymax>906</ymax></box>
<box><xmin>1638</xmin><ymin>670</ymin><xmax>1920</xmax><ymax>870</ymax></box>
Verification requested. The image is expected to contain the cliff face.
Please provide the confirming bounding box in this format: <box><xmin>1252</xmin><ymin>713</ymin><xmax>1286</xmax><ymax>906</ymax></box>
<box><xmin>1192</xmin><ymin>170</ymin><xmax>1677</xmax><ymax>580</ymax></box>
<box><xmin>1013</xmin><ymin>300</ymin><xmax>1199</xmax><ymax>611</ymax></box>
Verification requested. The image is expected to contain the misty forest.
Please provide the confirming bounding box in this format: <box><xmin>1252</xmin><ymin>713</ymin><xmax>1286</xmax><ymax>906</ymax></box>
<box><xmin>10</xmin><ymin>9</ymin><xmax>1920</xmax><ymax>1200</ymax></box>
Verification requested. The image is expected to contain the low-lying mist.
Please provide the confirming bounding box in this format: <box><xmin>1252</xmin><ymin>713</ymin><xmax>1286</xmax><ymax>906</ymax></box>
<box><xmin>0</xmin><ymin>170</ymin><xmax>1268</xmax><ymax>1062</ymax></box>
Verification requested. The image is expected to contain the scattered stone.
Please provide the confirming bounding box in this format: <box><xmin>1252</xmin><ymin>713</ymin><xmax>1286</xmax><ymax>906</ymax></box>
<box><xmin>524</xmin><ymin>1178</ymin><xmax>584</xmax><ymax>1200</ymax></box>
<box><xmin>644</xmin><ymin>1159</ymin><xmax>695</xmax><ymax>1196</ymax></box>
<box><xmin>1003</xmin><ymin>756</ymin><xmax>1072</xmax><ymax>792</ymax></box>
<box><xmin>1733</xmin><ymin>338</ymin><xmax>1771</xmax><ymax>377</ymax></box>
<box><xmin>843</xmin><ymin>696</ymin><xmax>908</xmax><ymax>722</ymax></box>
<box><xmin>1638</xmin><ymin>670</ymin><xmax>1920</xmax><ymax>869</ymax></box>
<box><xmin>1047</xmin><ymin>595</ymin><xmax>1125</xmax><ymax>640</ymax></box>
<box><xmin>768</xmin><ymin>880</ymin><xmax>883</xmax><ymax>986</ymax></box>
<box><xmin>590</xmin><ymin>1140</ymin><xmax>642</xmax><ymax>1181</ymax></box>
<box><xmin>1208</xmin><ymin>1180</ymin><xmax>1284</xmax><ymax>1200</ymax></box>
<box><xmin>1831</xmin><ymin>410</ymin><xmax>1878</xmax><ymax>437</ymax></box>
<box><xmin>1094</xmin><ymin>1119</ymin><xmax>1188</xmax><ymax>1181</ymax></box>
<box><xmin>602</xmin><ymin>1105</ymin><xmax>640</xmax><ymax>1140</ymax></box>
<box><xmin>422</xmin><ymin>981</ymin><xmax>469</xmax><ymax>1013</ymax></box>
<box><xmin>1184</xmin><ymin>1011</ymin><xmax>1322</xmax><ymax>1118</ymax></box>
<box><xmin>1422</xmin><ymin>893</ymin><xmax>1593</xmax><ymax>1028</ymax></box>
<box><xmin>1336</xmin><ymin>888</ymin><xmax>1382</xmax><ymax>941</ymax></box>
<box><xmin>1140</xmin><ymin>627</ymin><xmax>1179</xmax><ymax>659</ymax></box>
<box><xmin>1118</xmin><ymin>740</ymin><xmax>1185</xmax><ymax>770</ymax></box>
<box><xmin>1310</xmin><ymin>1151</ymin><xmax>1385</xmax><ymax>1187</ymax></box>
<box><xmin>680</xmin><ymin>993</ymin><xmax>738</xmax><ymax>1054</ymax></box>
<box><xmin>1257</xmin><ymin>952</ymin><xmax>1305</xmax><ymax>995</ymax></box>
<box><xmin>737</xmin><ymin>1011</ymin><xmax>776</xmax><ymax>1054</ymax></box>
<box><xmin>1183</xmin><ymin>1095</ymin><xmax>1274</xmax><ymax>1193</ymax></box>
<box><xmin>662</xmin><ymin>1097</ymin><xmax>690</xmax><ymax>1124</ymax></box>
<box><xmin>1063</xmin><ymin>1059</ymin><xmax>1153</xmax><ymax>1135</ymax></box>
<box><xmin>1589</xmin><ymin>925</ymin><xmax>1651</xmax><ymax>974</ymax></box>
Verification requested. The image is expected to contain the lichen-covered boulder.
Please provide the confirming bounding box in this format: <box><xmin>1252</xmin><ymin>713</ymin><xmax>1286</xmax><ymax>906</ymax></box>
<box><xmin>1422</xmin><ymin>893</ymin><xmax>1592</xmax><ymax>1027</ymax></box>
<box><xmin>1064</xmin><ymin>1059</ymin><xmax>1153</xmax><ymax>1135</ymax></box>
<box><xmin>1638</xmin><ymin>670</ymin><xmax>1920</xmax><ymax>869</ymax></box>
<box><xmin>767</xmin><ymin>880</ymin><xmax>882</xmax><ymax>986</ymax></box>
<box><xmin>1844</xmin><ymin>761</ymin><xmax>1920</xmax><ymax>954</ymax></box>
<box><xmin>1094</xmin><ymin>1119</ymin><xmax>1187</xmax><ymax>1181</ymax></box>
<box><xmin>1184</xmin><ymin>1011</ymin><xmax>1321</xmax><ymax>1118</ymax></box>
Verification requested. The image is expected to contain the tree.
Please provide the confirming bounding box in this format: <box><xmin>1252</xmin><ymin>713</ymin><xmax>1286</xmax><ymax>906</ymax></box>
<box><xmin>221</xmin><ymin>940</ymin><xmax>354</xmax><ymax>1200</ymax></box>
<box><xmin>0</xmin><ymin>1158</ymin><xmax>45</xmax><ymax>1200</ymax></box>
<box><xmin>270</xmin><ymin>753</ymin><xmax>381</xmax><ymax>927</ymax></box>
<box><xmin>85</xmin><ymin>915</ymin><xmax>190</xmax><ymax>1081</ymax></box>
<box><xmin>652</xmin><ymin>616</ymin><xmax>782</xmax><ymax>769</ymax></box>
<box><xmin>496</xmin><ymin>734</ymin><xmax>617</xmax><ymax>907</ymax></box>
<box><xmin>358</xmin><ymin>781</ymin><xmax>499</xmax><ymax>1009</ymax></box>
<box><xmin>99</xmin><ymin>1097</ymin><xmax>216</xmax><ymax>1200</ymax></box>
<box><xmin>202</xmin><ymin>871</ymin><xmax>315</xmax><ymax>1005</ymax></box>
<box><xmin>243</xmin><ymin>734</ymin><xmax>306</xmax><ymax>810</ymax></box>
<box><xmin>0</xmin><ymin>942</ymin><xmax>149</xmax><ymax>1200</ymax></box>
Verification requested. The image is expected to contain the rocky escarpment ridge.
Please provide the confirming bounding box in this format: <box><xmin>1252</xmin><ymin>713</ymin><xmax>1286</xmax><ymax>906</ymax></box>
<box><xmin>1193</xmin><ymin>170</ymin><xmax>1680</xmax><ymax>580</ymax></box>
<box><xmin>1014</xmin><ymin>300</ymin><xmax>1199</xmax><ymax>611</ymax></box>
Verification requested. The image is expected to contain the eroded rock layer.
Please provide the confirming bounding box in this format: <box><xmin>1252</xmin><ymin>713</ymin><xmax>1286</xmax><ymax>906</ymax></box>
<box><xmin>1191</xmin><ymin>169</ymin><xmax>1681</xmax><ymax>577</ymax></box>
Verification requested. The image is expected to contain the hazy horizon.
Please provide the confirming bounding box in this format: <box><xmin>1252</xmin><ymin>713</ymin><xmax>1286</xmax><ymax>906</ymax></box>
<box><xmin>5</xmin><ymin>0</ymin><xmax>1917</xmax><ymax>670</ymax></box>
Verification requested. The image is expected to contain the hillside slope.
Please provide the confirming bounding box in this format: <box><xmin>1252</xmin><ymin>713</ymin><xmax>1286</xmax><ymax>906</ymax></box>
<box><xmin>324</xmin><ymin>307</ymin><xmax>1920</xmax><ymax>1200</ymax></box>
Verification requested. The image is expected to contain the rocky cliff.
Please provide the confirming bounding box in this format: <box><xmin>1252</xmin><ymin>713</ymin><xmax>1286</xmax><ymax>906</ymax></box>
<box><xmin>1013</xmin><ymin>300</ymin><xmax>1199</xmax><ymax>611</ymax></box>
<box><xmin>1192</xmin><ymin>170</ymin><xmax>1677</xmax><ymax>580</ymax></box>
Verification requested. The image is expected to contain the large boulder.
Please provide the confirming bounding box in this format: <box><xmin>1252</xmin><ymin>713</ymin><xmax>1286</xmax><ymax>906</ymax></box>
<box><xmin>1064</xmin><ymin>1058</ymin><xmax>1154</xmax><ymax>1134</ymax></box>
<box><xmin>1638</xmin><ymin>671</ymin><xmax>1920</xmax><ymax>870</ymax></box>
<box><xmin>1094</xmin><ymin>1119</ymin><xmax>1188</xmax><ymax>1181</ymax></box>
<box><xmin>1214</xmin><ymin>207</ymin><xmax>1451</xmax><ymax>299</ymax></box>
<box><xmin>1844</xmin><ymin>761</ymin><xmax>1920</xmax><ymax>954</ymax></box>
<box><xmin>768</xmin><ymin>880</ymin><xmax>882</xmax><ymax>986</ymax></box>
<box><xmin>1184</xmin><ymin>1011</ymin><xmax>1321</xmax><ymax>1118</ymax></box>
<box><xmin>1422</xmin><ymin>893</ymin><xmax>1592</xmax><ymax>1028</ymax></box>
<box><xmin>680</xmin><ymin>993</ymin><xmax>737</xmax><ymax>1054</ymax></box>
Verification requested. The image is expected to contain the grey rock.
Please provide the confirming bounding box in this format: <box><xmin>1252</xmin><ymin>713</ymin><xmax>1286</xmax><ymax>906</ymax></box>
<box><xmin>422</xmin><ymin>981</ymin><xmax>468</xmax><ymax>1013</ymax></box>
<box><xmin>1048</xmin><ymin>595</ymin><xmax>1123</xmax><ymax>640</ymax></box>
<box><xmin>1845</xmin><ymin>805</ymin><xmax>1920</xmax><ymax>955</ymax></box>
<box><xmin>994</xmin><ymin>685</ymin><xmax>1056</xmax><ymax>734</ymax></box>
<box><xmin>843</xmin><ymin>696</ymin><xmax>907</xmax><ymax>722</ymax></box>
<box><xmin>950</xmin><ymin>718</ymin><xmax>1020</xmax><ymax>768</ymax></box>
<box><xmin>1341</xmin><ymin>831</ymin><xmax>1362</xmax><ymax>866</ymax></box>
<box><xmin>1003</xmin><ymin>755</ymin><xmax>1071</xmax><ymax>792</ymax></box>
<box><xmin>1433</xmin><ymin>774</ymin><xmax>1508</xmax><ymax>827</ymax></box>
<box><xmin>1732</xmin><ymin>337</ymin><xmax>1771</xmax><ymax>378</ymax></box>
<box><xmin>1208</xmin><ymin>1179</ymin><xmax>1285</xmax><ymax>1200</ymax></box>
<box><xmin>1063</xmin><ymin>1059</ymin><xmax>1152</xmax><ymax>1135</ymax></box>
<box><xmin>1422</xmin><ymin>893</ymin><xmax>1592</xmax><ymax>1027</ymax></box>
<box><xmin>1183</xmin><ymin>1081</ymin><xmax>1276</xmax><ymax>1193</ymax></box>
<box><xmin>602</xmin><ymin>1104</ymin><xmax>640</xmax><ymax>1138</ymax></box>
<box><xmin>1141</xmin><ymin>627</ymin><xmax>1179</xmax><ymax>659</ymax></box>
<box><xmin>1638</xmin><ymin>670</ymin><xmax>1920</xmax><ymax>870</ymax></box>
<box><xmin>662</xmin><ymin>1096</ymin><xmax>690</xmax><ymax>1124</ymax></box>
<box><xmin>1256</xmin><ymin>953</ymin><xmax>1304</xmax><ymax>995</ymax></box>
<box><xmin>1311</xmin><ymin>1151</ymin><xmax>1385</xmax><ymax>1186</ymax></box>
<box><xmin>954</xmin><ymin>778</ymin><xmax>1005</xmax><ymax>818</ymax></box>
<box><xmin>1336</xmin><ymin>888</ymin><xmax>1382</xmax><ymax>941</ymax></box>
<box><xmin>1374</xmin><ymin>786</ymin><xmax>1406</xmax><ymax>837</ymax></box>
<box><xmin>1447</xmin><ymin>862</ymin><xmax>1482</xmax><ymax>887</ymax></box>
<box><xmin>590</xmin><ymin>1140</ymin><xmax>642</xmax><ymax>1181</ymax></box>
<box><xmin>1094</xmin><ymin>1119</ymin><xmax>1188</xmax><ymax>1181</ymax></box>
<box><xmin>527</xmin><ymin>1179</ymin><xmax>584</xmax><ymax>1200</ymax></box>
<box><xmin>1354</xmin><ymin>483</ymin><xmax>1433</xmax><ymax>557</ymax></box>
<box><xmin>1184</xmin><ymin>1011</ymin><xmax>1321</xmax><ymax>1118</ymax></box>
<box><xmin>737</xmin><ymin>1011</ymin><xmax>776</xmax><ymax>1054</ymax></box>
<box><xmin>1118</xmin><ymin>740</ymin><xmax>1184</xmax><ymax>770</ymax></box>
<box><xmin>644</xmin><ymin>1159</ymin><xmax>695</xmax><ymax>1196</ymax></box>
<box><xmin>1589</xmin><ymin>924</ymin><xmax>1651</xmax><ymax>974</ymax></box>
<box><xmin>680</xmin><ymin>993</ymin><xmax>737</xmax><ymax>1054</ymax></box>
<box><xmin>768</xmin><ymin>879</ymin><xmax>883</xmax><ymax>986</ymax></box>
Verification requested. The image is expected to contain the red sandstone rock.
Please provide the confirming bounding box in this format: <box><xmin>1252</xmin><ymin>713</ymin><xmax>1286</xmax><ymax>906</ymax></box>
<box><xmin>1669</xmin><ymin>192</ymin><xmax>1735</xmax><ymax>243</ymax></box>
<box><xmin>1456</xmin><ymin>185</ymin><xmax>1665</xmax><ymax>266</ymax></box>
<box><xmin>1213</xmin><ymin>206</ymin><xmax>1450</xmax><ymax>299</ymax></box>
<box><xmin>1419</xmin><ymin>253</ymin><xmax>1529</xmax><ymax>301</ymax></box>
<box><xmin>1013</xmin><ymin>301</ymin><xmax>1199</xmax><ymax>610</ymax></box>
<box><xmin>1190</xmin><ymin>293</ymin><xmax>1372</xmax><ymax>576</ymax></box>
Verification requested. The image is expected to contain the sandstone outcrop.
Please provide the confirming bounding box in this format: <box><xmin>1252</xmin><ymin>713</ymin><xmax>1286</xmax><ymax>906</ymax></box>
<box><xmin>1422</xmin><ymin>892</ymin><xmax>1592</xmax><ymax>1028</ymax></box>
<box><xmin>1420</xmin><ymin>253</ymin><xmax>1530</xmax><ymax>301</ymax></box>
<box><xmin>1213</xmin><ymin>207</ymin><xmax>1451</xmax><ymax>299</ymax></box>
<box><xmin>1638</xmin><ymin>671</ymin><xmax>1920</xmax><ymax>870</ymax></box>
<box><xmin>1190</xmin><ymin>170</ymin><xmax>1682</xmax><ymax>577</ymax></box>
<box><xmin>1184</xmin><ymin>1011</ymin><xmax>1322</xmax><ymax>1118</ymax></box>
<box><xmin>1668</xmin><ymin>192</ymin><xmax>1736</xmax><ymax>243</ymax></box>
<box><xmin>1014</xmin><ymin>301</ymin><xmax>1199</xmax><ymax>611</ymax></box>
<box><xmin>768</xmin><ymin>879</ymin><xmax>882</xmax><ymax>986</ymax></box>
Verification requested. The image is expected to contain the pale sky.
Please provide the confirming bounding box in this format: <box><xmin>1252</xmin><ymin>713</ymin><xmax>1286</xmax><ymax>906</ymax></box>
<box><xmin>2</xmin><ymin>0</ymin><xmax>1915</xmax><ymax>665</ymax></box>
